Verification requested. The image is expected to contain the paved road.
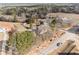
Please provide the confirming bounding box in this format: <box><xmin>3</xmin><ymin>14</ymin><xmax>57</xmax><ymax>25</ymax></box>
<box><xmin>37</xmin><ymin>30</ymin><xmax>79</xmax><ymax>55</ymax></box>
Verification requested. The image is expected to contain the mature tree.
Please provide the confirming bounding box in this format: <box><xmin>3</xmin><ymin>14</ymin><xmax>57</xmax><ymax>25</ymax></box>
<box><xmin>7</xmin><ymin>31</ymin><xmax>35</xmax><ymax>54</ymax></box>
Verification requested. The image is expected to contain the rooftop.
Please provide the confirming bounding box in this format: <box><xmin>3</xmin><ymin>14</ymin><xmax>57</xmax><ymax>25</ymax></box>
<box><xmin>0</xmin><ymin>21</ymin><xmax>15</xmax><ymax>32</ymax></box>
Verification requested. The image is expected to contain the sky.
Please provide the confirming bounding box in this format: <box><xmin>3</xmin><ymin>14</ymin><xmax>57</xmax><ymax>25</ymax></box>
<box><xmin>0</xmin><ymin>0</ymin><xmax>79</xmax><ymax>3</ymax></box>
<box><xmin>0</xmin><ymin>3</ymin><xmax>75</xmax><ymax>8</ymax></box>
<box><xmin>0</xmin><ymin>3</ymin><xmax>40</xmax><ymax>7</ymax></box>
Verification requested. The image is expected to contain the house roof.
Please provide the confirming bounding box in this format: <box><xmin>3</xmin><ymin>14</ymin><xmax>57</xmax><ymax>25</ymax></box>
<box><xmin>0</xmin><ymin>21</ymin><xmax>15</xmax><ymax>32</ymax></box>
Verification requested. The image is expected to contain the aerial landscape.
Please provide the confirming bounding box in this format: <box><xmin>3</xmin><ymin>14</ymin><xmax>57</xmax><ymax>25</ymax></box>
<box><xmin>0</xmin><ymin>3</ymin><xmax>79</xmax><ymax>55</ymax></box>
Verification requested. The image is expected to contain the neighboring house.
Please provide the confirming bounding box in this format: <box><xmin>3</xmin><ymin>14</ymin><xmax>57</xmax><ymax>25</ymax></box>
<box><xmin>61</xmin><ymin>17</ymin><xmax>73</xmax><ymax>25</ymax></box>
<box><xmin>56</xmin><ymin>16</ymin><xmax>72</xmax><ymax>24</ymax></box>
<box><xmin>55</xmin><ymin>16</ymin><xmax>73</xmax><ymax>28</ymax></box>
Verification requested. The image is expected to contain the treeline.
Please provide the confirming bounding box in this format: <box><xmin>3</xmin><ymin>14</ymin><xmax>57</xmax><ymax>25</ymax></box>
<box><xmin>7</xmin><ymin>31</ymin><xmax>35</xmax><ymax>54</ymax></box>
<box><xmin>0</xmin><ymin>4</ymin><xmax>79</xmax><ymax>22</ymax></box>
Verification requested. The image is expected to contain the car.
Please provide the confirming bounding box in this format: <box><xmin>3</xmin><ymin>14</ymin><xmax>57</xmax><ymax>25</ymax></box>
<box><xmin>57</xmin><ymin>42</ymin><xmax>62</xmax><ymax>46</ymax></box>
